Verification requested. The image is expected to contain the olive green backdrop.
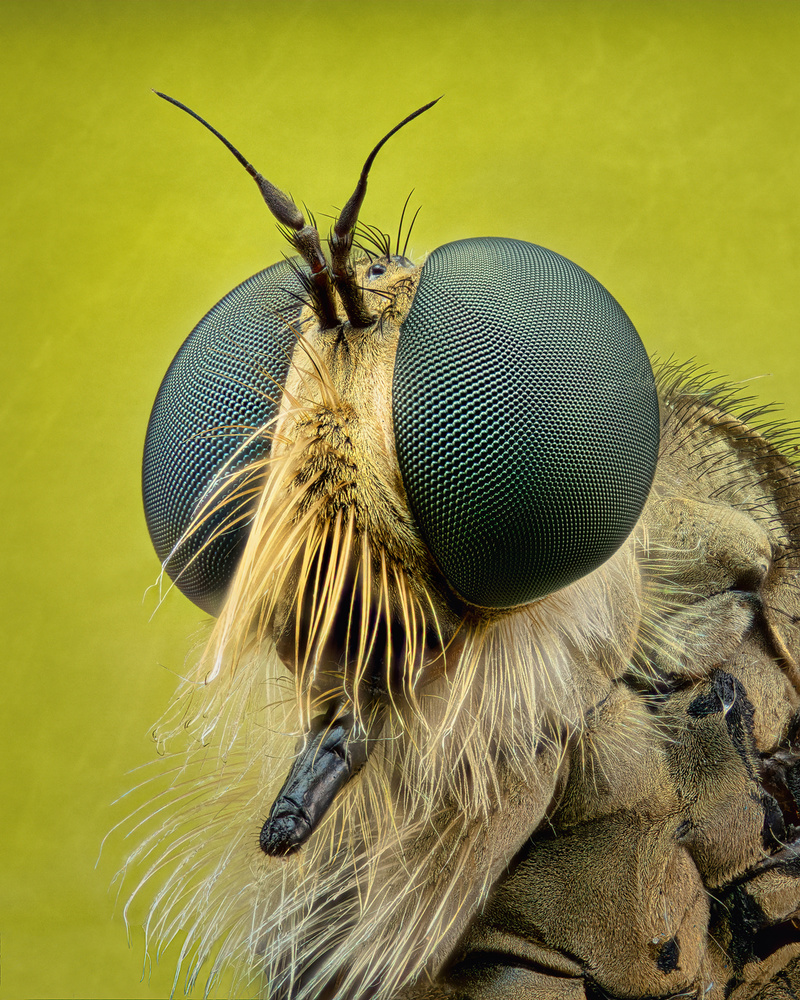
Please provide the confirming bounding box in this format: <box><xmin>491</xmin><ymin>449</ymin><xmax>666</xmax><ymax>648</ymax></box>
<box><xmin>1</xmin><ymin>2</ymin><xmax>798</xmax><ymax>997</ymax></box>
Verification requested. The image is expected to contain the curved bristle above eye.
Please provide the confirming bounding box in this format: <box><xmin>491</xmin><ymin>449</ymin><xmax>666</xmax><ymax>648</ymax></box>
<box><xmin>354</xmin><ymin>220</ymin><xmax>393</xmax><ymax>259</ymax></box>
<box><xmin>402</xmin><ymin>204</ymin><xmax>422</xmax><ymax>259</ymax></box>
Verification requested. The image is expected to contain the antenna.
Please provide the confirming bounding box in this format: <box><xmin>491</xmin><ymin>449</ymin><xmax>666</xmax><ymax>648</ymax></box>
<box><xmin>155</xmin><ymin>91</ymin><xmax>440</xmax><ymax>329</ymax></box>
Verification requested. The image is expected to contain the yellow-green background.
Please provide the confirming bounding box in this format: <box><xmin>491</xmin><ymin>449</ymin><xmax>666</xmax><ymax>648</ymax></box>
<box><xmin>2</xmin><ymin>2</ymin><xmax>798</xmax><ymax>997</ymax></box>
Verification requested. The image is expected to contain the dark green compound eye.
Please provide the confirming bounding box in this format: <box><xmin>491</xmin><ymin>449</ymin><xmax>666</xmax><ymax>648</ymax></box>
<box><xmin>142</xmin><ymin>259</ymin><xmax>307</xmax><ymax>615</ymax></box>
<box><xmin>392</xmin><ymin>237</ymin><xmax>660</xmax><ymax>610</ymax></box>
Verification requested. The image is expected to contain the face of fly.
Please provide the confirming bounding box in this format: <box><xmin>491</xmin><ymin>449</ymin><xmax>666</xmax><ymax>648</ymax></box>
<box><xmin>212</xmin><ymin>253</ymin><xmax>471</xmax><ymax>856</ymax></box>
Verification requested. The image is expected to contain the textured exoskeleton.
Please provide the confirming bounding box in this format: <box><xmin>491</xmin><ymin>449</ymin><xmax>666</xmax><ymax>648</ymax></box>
<box><xmin>127</xmin><ymin>97</ymin><xmax>800</xmax><ymax>1000</ymax></box>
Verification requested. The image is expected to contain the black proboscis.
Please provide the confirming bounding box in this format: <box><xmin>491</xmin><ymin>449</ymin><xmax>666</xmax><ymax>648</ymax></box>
<box><xmin>259</xmin><ymin>711</ymin><xmax>381</xmax><ymax>856</ymax></box>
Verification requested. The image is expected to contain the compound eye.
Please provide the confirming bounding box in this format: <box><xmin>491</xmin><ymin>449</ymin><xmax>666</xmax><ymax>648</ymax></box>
<box><xmin>392</xmin><ymin>237</ymin><xmax>660</xmax><ymax>609</ymax></box>
<box><xmin>142</xmin><ymin>258</ymin><xmax>308</xmax><ymax>615</ymax></box>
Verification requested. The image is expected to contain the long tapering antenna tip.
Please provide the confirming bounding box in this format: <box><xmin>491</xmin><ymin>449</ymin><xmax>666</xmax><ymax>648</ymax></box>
<box><xmin>154</xmin><ymin>90</ymin><xmax>306</xmax><ymax>231</ymax></box>
<box><xmin>153</xmin><ymin>90</ymin><xmax>257</xmax><ymax>174</ymax></box>
<box><xmin>334</xmin><ymin>97</ymin><xmax>442</xmax><ymax>239</ymax></box>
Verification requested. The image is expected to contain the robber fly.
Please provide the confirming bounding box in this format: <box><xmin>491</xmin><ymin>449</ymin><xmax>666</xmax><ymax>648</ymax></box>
<box><xmin>124</xmin><ymin>95</ymin><xmax>800</xmax><ymax>1000</ymax></box>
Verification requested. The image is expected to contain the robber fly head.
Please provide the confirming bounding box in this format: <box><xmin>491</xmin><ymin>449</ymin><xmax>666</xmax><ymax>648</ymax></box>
<box><xmin>130</xmin><ymin>94</ymin><xmax>669</xmax><ymax>1000</ymax></box>
<box><xmin>142</xmin><ymin>94</ymin><xmax>660</xmax><ymax>857</ymax></box>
